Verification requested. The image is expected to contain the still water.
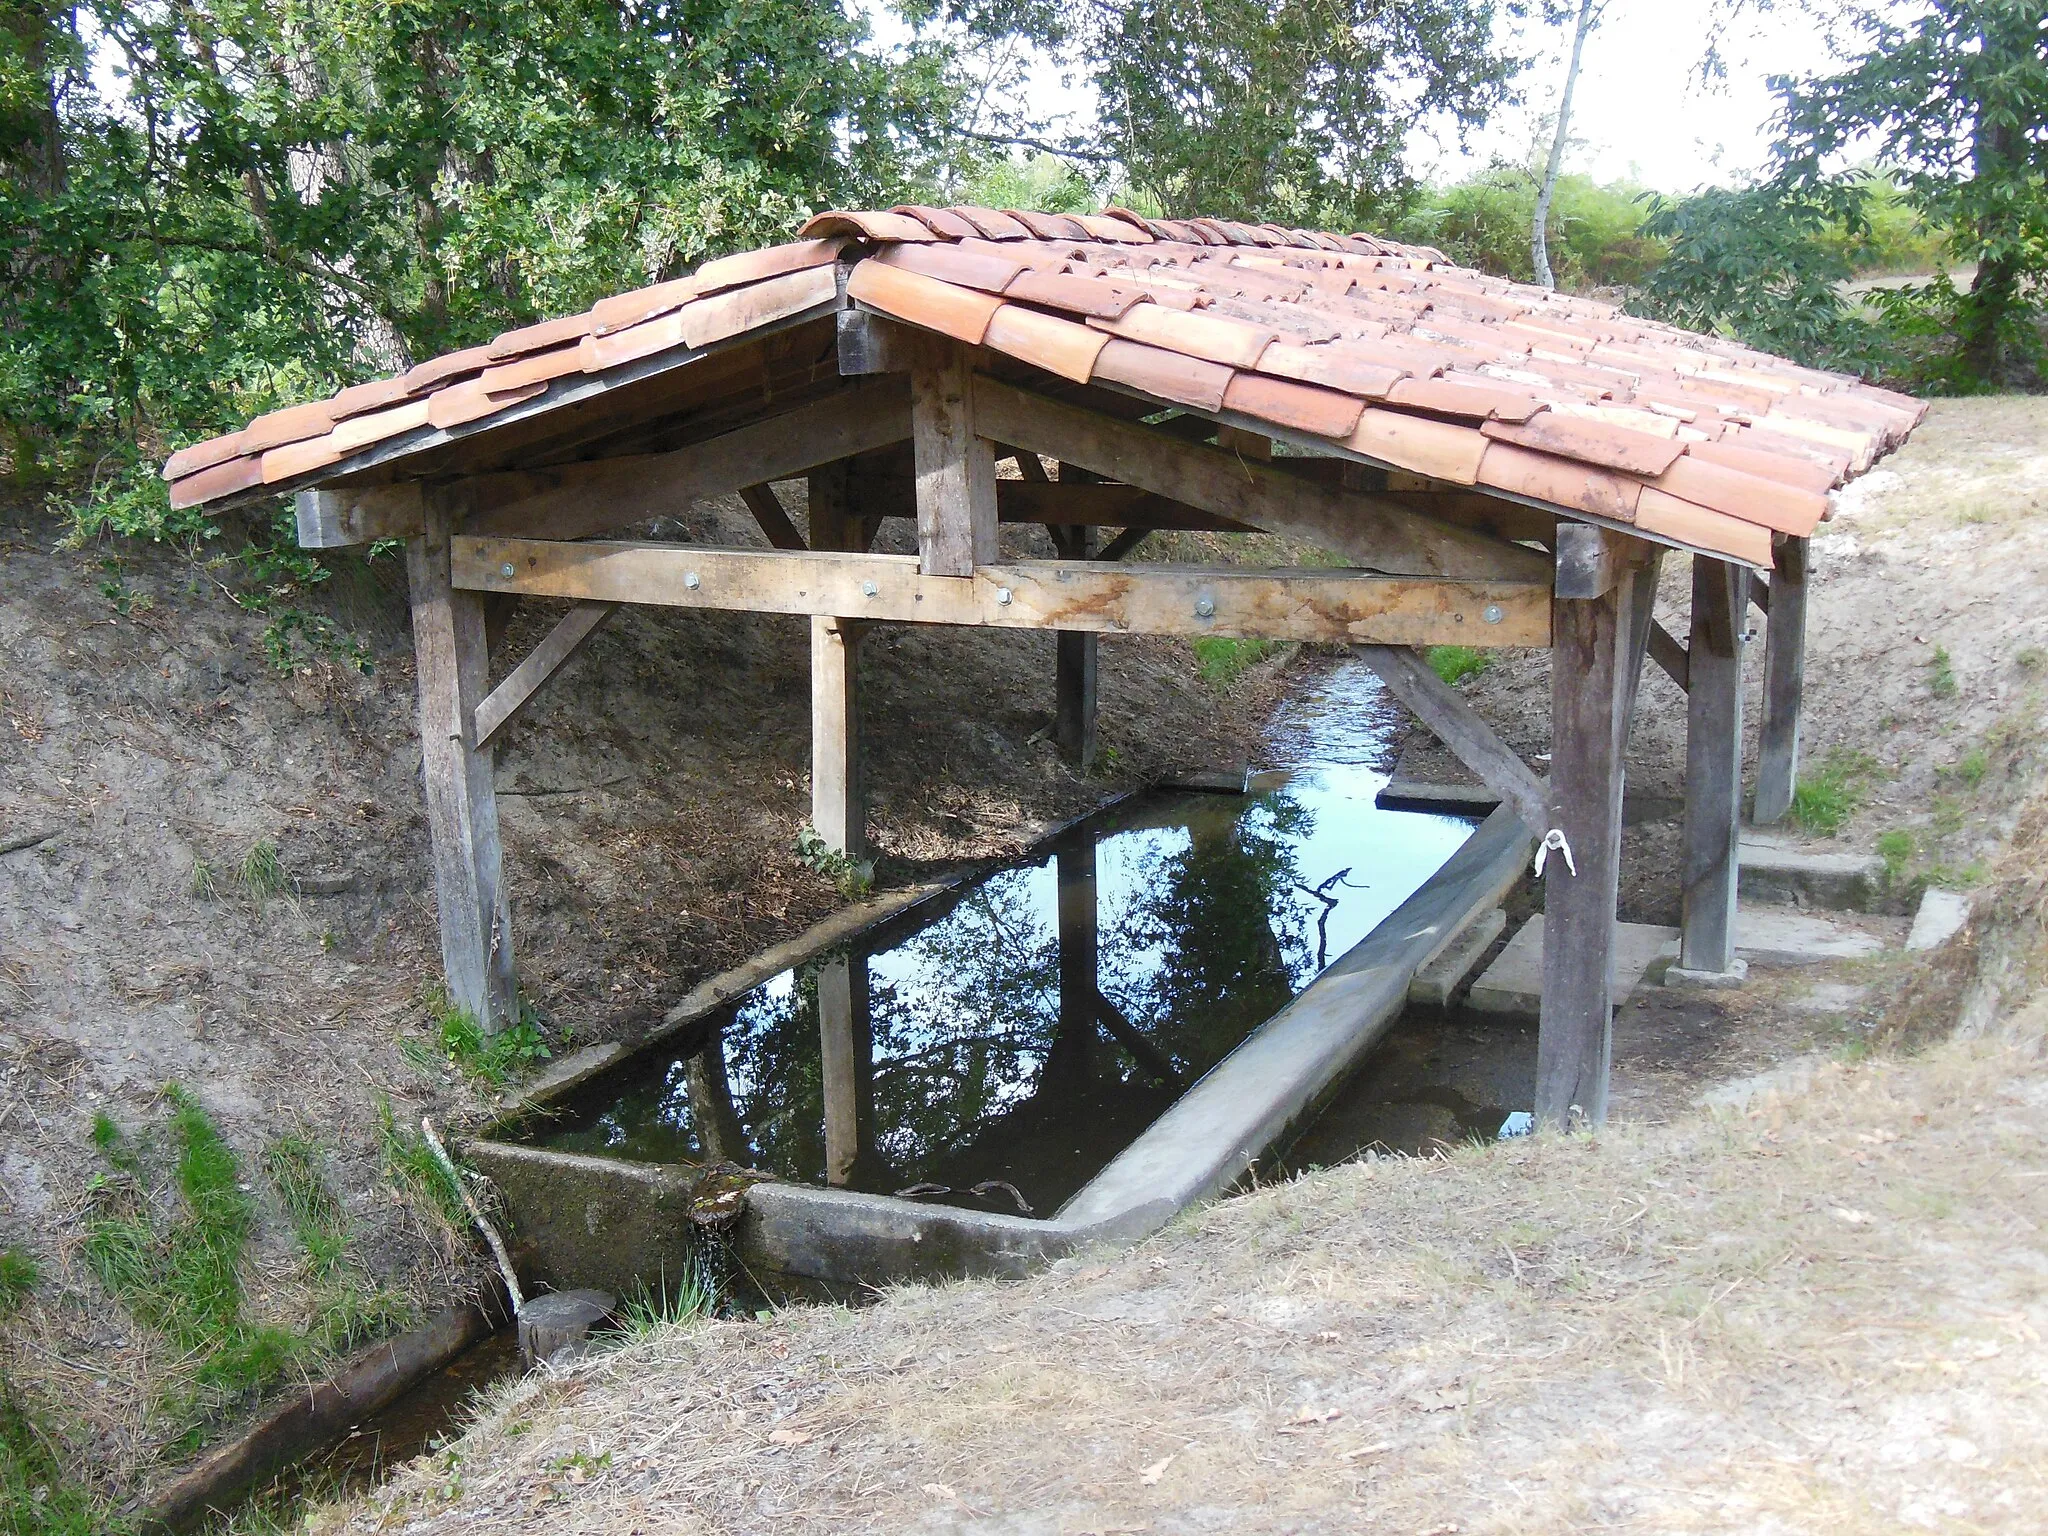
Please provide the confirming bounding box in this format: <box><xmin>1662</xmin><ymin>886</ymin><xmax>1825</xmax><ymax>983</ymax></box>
<box><xmin>532</xmin><ymin>660</ymin><xmax>1525</xmax><ymax>1218</ymax></box>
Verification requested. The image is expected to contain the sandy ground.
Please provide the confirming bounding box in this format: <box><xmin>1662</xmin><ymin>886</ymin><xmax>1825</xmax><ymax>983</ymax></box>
<box><xmin>302</xmin><ymin>396</ymin><xmax>2048</xmax><ymax>1535</ymax></box>
<box><xmin>0</xmin><ymin>491</ymin><xmax>1283</xmax><ymax>1499</ymax></box>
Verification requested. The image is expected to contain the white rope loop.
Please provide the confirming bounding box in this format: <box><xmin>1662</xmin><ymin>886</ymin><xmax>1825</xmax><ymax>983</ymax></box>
<box><xmin>1533</xmin><ymin>827</ymin><xmax>1577</xmax><ymax>878</ymax></box>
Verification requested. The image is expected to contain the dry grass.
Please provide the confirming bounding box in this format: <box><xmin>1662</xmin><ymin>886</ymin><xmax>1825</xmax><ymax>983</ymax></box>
<box><xmin>312</xmin><ymin>996</ymin><xmax>2048</xmax><ymax>1532</ymax></box>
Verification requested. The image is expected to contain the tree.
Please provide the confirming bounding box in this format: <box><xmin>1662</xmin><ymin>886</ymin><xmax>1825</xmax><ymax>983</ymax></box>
<box><xmin>1530</xmin><ymin>0</ymin><xmax>1607</xmax><ymax>291</ymax></box>
<box><xmin>910</xmin><ymin>0</ymin><xmax>1525</xmax><ymax>229</ymax></box>
<box><xmin>1773</xmin><ymin>0</ymin><xmax>2048</xmax><ymax>385</ymax></box>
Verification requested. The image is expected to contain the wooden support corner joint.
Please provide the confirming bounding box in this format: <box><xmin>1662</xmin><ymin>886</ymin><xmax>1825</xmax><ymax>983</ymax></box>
<box><xmin>1553</xmin><ymin>522</ymin><xmax>1651</xmax><ymax>601</ymax></box>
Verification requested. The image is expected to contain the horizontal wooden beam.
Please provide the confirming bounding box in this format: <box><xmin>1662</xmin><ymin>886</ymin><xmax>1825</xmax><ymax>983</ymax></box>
<box><xmin>462</xmin><ymin>378</ymin><xmax>912</xmax><ymax>541</ymax></box>
<box><xmin>297</xmin><ymin>482</ymin><xmax>425</xmax><ymax>549</ymax></box>
<box><xmin>472</xmin><ymin>600</ymin><xmax>619</xmax><ymax>751</ymax></box>
<box><xmin>971</xmin><ymin>376</ymin><xmax>1551</xmax><ymax>583</ymax></box>
<box><xmin>452</xmin><ymin>538</ymin><xmax>1552</xmax><ymax>647</ymax></box>
<box><xmin>1554</xmin><ymin>522</ymin><xmax>1654</xmax><ymax>600</ymax></box>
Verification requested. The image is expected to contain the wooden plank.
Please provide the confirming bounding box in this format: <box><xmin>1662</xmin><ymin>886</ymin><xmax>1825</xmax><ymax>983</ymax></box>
<box><xmin>460</xmin><ymin>377</ymin><xmax>911</xmax><ymax>541</ymax></box>
<box><xmin>1648</xmin><ymin>620</ymin><xmax>1690</xmax><ymax>693</ymax></box>
<box><xmin>817</xmin><ymin>952</ymin><xmax>871</xmax><ymax>1187</ymax></box>
<box><xmin>297</xmin><ymin>483</ymin><xmax>425</xmax><ymax>548</ymax></box>
<box><xmin>973</xmin><ymin>376</ymin><xmax>1552</xmax><ymax>582</ymax></box>
<box><xmin>1354</xmin><ymin>645</ymin><xmax>1549</xmax><ymax>832</ymax></box>
<box><xmin>1619</xmin><ymin>550</ymin><xmax>1665</xmax><ymax>743</ymax></box>
<box><xmin>911</xmin><ymin>341</ymin><xmax>998</xmax><ymax>576</ymax></box>
<box><xmin>1753</xmin><ymin>535</ymin><xmax>1808</xmax><ymax>825</ymax></box>
<box><xmin>407</xmin><ymin>489</ymin><xmax>516</xmax><ymax>1027</ymax></box>
<box><xmin>739</xmin><ymin>483</ymin><xmax>807</xmax><ymax>551</ymax></box>
<box><xmin>1681</xmin><ymin>555</ymin><xmax>1747</xmax><ymax>973</ymax></box>
<box><xmin>1554</xmin><ymin>521</ymin><xmax>1641</xmax><ymax>599</ymax></box>
<box><xmin>1051</xmin><ymin>524</ymin><xmax>1099</xmax><ymax>767</ymax></box>
<box><xmin>1537</xmin><ymin>573</ymin><xmax>1637</xmax><ymax>1129</ymax></box>
<box><xmin>454</xmin><ymin>538</ymin><xmax>1555</xmax><ymax>647</ymax></box>
<box><xmin>811</xmin><ymin>616</ymin><xmax>865</xmax><ymax>856</ymax></box>
<box><xmin>472</xmin><ymin>601</ymin><xmax>618</xmax><ymax>751</ymax></box>
<box><xmin>1097</xmin><ymin>526</ymin><xmax>1151</xmax><ymax>563</ymax></box>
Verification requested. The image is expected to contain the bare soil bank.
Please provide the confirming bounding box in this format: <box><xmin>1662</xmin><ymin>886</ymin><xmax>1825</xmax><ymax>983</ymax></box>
<box><xmin>0</xmin><ymin>491</ymin><xmax>1283</xmax><ymax>1502</ymax></box>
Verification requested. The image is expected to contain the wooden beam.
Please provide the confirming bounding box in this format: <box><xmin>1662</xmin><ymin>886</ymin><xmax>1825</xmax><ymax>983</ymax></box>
<box><xmin>1354</xmin><ymin>645</ymin><xmax>1549</xmax><ymax>833</ymax></box>
<box><xmin>817</xmin><ymin>952</ymin><xmax>872</xmax><ymax>1187</ymax></box>
<box><xmin>1648</xmin><ymin>620</ymin><xmax>1690</xmax><ymax>693</ymax></box>
<box><xmin>911</xmin><ymin>340</ymin><xmax>999</xmax><ymax>576</ymax></box>
<box><xmin>811</xmin><ymin>616</ymin><xmax>865</xmax><ymax>856</ymax></box>
<box><xmin>454</xmin><ymin>538</ymin><xmax>1554</xmax><ymax>647</ymax></box>
<box><xmin>1620</xmin><ymin>550</ymin><xmax>1666</xmax><ymax>745</ymax></box>
<box><xmin>1554</xmin><ymin>521</ymin><xmax>1643</xmax><ymax>600</ymax></box>
<box><xmin>458</xmin><ymin>377</ymin><xmax>911</xmax><ymax>541</ymax></box>
<box><xmin>1096</xmin><ymin>526</ymin><xmax>1151</xmax><ymax>563</ymax></box>
<box><xmin>972</xmin><ymin>376</ymin><xmax>1551</xmax><ymax>583</ymax></box>
<box><xmin>1050</xmin><ymin>524</ymin><xmax>1099</xmax><ymax>767</ymax></box>
<box><xmin>472</xmin><ymin>601</ymin><xmax>618</xmax><ymax>752</ymax></box>
<box><xmin>1681</xmin><ymin>556</ymin><xmax>1748</xmax><ymax>974</ymax></box>
<box><xmin>298</xmin><ymin>482</ymin><xmax>425</xmax><ymax>548</ymax></box>
<box><xmin>1752</xmin><ymin>535</ymin><xmax>1808</xmax><ymax>826</ymax></box>
<box><xmin>407</xmin><ymin>489</ymin><xmax>516</xmax><ymax>1027</ymax></box>
<box><xmin>739</xmin><ymin>483</ymin><xmax>806</xmax><ymax>551</ymax></box>
<box><xmin>1537</xmin><ymin>572</ymin><xmax>1637</xmax><ymax>1129</ymax></box>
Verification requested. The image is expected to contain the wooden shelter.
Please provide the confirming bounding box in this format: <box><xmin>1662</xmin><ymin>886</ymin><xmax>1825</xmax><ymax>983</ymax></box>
<box><xmin>164</xmin><ymin>205</ymin><xmax>1923</xmax><ymax>1128</ymax></box>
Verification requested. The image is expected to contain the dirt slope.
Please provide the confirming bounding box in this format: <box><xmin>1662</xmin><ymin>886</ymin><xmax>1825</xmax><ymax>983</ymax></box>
<box><xmin>0</xmin><ymin>491</ymin><xmax>1279</xmax><ymax>1501</ymax></box>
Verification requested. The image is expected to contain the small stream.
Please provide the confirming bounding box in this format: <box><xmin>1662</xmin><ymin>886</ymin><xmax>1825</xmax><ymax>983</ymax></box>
<box><xmin>312</xmin><ymin>657</ymin><xmax>1535</xmax><ymax>1497</ymax></box>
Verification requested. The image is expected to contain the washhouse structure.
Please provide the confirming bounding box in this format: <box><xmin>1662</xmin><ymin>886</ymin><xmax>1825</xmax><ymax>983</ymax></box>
<box><xmin>166</xmin><ymin>204</ymin><xmax>1922</xmax><ymax>1138</ymax></box>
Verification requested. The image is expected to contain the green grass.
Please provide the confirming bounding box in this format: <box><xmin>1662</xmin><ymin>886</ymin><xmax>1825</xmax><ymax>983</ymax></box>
<box><xmin>375</xmin><ymin>1097</ymin><xmax>468</xmax><ymax>1233</ymax></box>
<box><xmin>1425</xmin><ymin>645</ymin><xmax>1492</xmax><ymax>687</ymax></box>
<box><xmin>1191</xmin><ymin>636</ymin><xmax>1281</xmax><ymax>689</ymax></box>
<box><xmin>1</xmin><ymin>1386</ymin><xmax>109</xmax><ymax>1536</ymax></box>
<box><xmin>82</xmin><ymin>1088</ymin><xmax>307</xmax><ymax>1436</ymax></box>
<box><xmin>614</xmin><ymin>1255</ymin><xmax>720</xmax><ymax>1342</ymax></box>
<box><xmin>1928</xmin><ymin>645</ymin><xmax>1958</xmax><ymax>699</ymax></box>
<box><xmin>1955</xmin><ymin>748</ymin><xmax>1989</xmax><ymax>788</ymax></box>
<box><xmin>1877</xmin><ymin>828</ymin><xmax>1916</xmax><ymax>884</ymax></box>
<box><xmin>239</xmin><ymin>839</ymin><xmax>286</xmax><ymax>901</ymax></box>
<box><xmin>0</xmin><ymin>1250</ymin><xmax>36</xmax><ymax>1319</ymax></box>
<box><xmin>1788</xmin><ymin>748</ymin><xmax>1884</xmax><ymax>837</ymax></box>
<box><xmin>264</xmin><ymin>1136</ymin><xmax>346</xmax><ymax>1275</ymax></box>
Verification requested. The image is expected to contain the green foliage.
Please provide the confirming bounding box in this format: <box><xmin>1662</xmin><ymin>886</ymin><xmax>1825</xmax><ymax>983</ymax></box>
<box><xmin>1955</xmin><ymin>748</ymin><xmax>1989</xmax><ymax>788</ymax></box>
<box><xmin>1928</xmin><ymin>645</ymin><xmax>1958</xmax><ymax>699</ymax></box>
<box><xmin>1772</xmin><ymin>0</ymin><xmax>2048</xmax><ymax>387</ymax></box>
<box><xmin>428</xmin><ymin>996</ymin><xmax>553</xmax><ymax>1087</ymax></box>
<box><xmin>0</xmin><ymin>1250</ymin><xmax>36</xmax><ymax>1320</ymax></box>
<box><xmin>264</xmin><ymin>1136</ymin><xmax>346</xmax><ymax>1275</ymax></box>
<box><xmin>1788</xmin><ymin>747</ymin><xmax>1883</xmax><ymax>837</ymax></box>
<box><xmin>614</xmin><ymin>1257</ymin><xmax>720</xmax><ymax>1341</ymax></box>
<box><xmin>1425</xmin><ymin>645</ymin><xmax>1491</xmax><ymax>687</ymax></box>
<box><xmin>190</xmin><ymin>859</ymin><xmax>219</xmax><ymax>902</ymax></box>
<box><xmin>1191</xmin><ymin>636</ymin><xmax>1280</xmax><ymax>689</ymax></box>
<box><xmin>794</xmin><ymin>826</ymin><xmax>876</xmax><ymax>900</ymax></box>
<box><xmin>239</xmin><ymin>840</ymin><xmax>285</xmax><ymax>902</ymax></box>
<box><xmin>1399</xmin><ymin>171</ymin><xmax>1664</xmax><ymax>288</ymax></box>
<box><xmin>919</xmin><ymin>0</ymin><xmax>1522</xmax><ymax>226</ymax></box>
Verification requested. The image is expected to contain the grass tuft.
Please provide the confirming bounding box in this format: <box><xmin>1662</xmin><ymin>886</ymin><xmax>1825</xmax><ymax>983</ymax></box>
<box><xmin>1927</xmin><ymin>645</ymin><xmax>1957</xmax><ymax>699</ymax></box>
<box><xmin>376</xmin><ymin>1097</ymin><xmax>468</xmax><ymax>1233</ymax></box>
<box><xmin>239</xmin><ymin>839</ymin><xmax>286</xmax><ymax>901</ymax></box>
<box><xmin>1788</xmin><ymin>748</ymin><xmax>1884</xmax><ymax>837</ymax></box>
<box><xmin>614</xmin><ymin>1256</ymin><xmax>721</xmax><ymax>1343</ymax></box>
<box><xmin>1877</xmin><ymin>828</ymin><xmax>1916</xmax><ymax>884</ymax></box>
<box><xmin>425</xmin><ymin>994</ymin><xmax>553</xmax><ymax>1088</ymax></box>
<box><xmin>265</xmin><ymin>1135</ymin><xmax>347</xmax><ymax>1275</ymax></box>
<box><xmin>0</xmin><ymin>1249</ymin><xmax>37</xmax><ymax>1319</ymax></box>
<box><xmin>1191</xmin><ymin>635</ymin><xmax>1282</xmax><ymax>689</ymax></box>
<box><xmin>1</xmin><ymin>1385</ymin><xmax>106</xmax><ymax>1535</ymax></box>
<box><xmin>1425</xmin><ymin>645</ymin><xmax>1491</xmax><ymax>687</ymax></box>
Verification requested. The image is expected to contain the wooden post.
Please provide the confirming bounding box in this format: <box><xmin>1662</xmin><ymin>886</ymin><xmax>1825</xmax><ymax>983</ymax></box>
<box><xmin>1620</xmin><ymin>551</ymin><xmax>1664</xmax><ymax>745</ymax></box>
<box><xmin>817</xmin><ymin>951</ymin><xmax>871</xmax><ymax>1188</ymax></box>
<box><xmin>1537</xmin><ymin>548</ymin><xmax>1638</xmax><ymax>1129</ymax></box>
<box><xmin>1050</xmin><ymin>522</ymin><xmax>1099</xmax><ymax>768</ymax></box>
<box><xmin>911</xmin><ymin>341</ymin><xmax>997</xmax><ymax>577</ymax></box>
<box><xmin>407</xmin><ymin>488</ymin><xmax>516</xmax><ymax>1027</ymax></box>
<box><xmin>809</xmin><ymin>464</ymin><xmax>866</xmax><ymax>856</ymax></box>
<box><xmin>1680</xmin><ymin>555</ymin><xmax>1747</xmax><ymax>976</ymax></box>
<box><xmin>1752</xmin><ymin>535</ymin><xmax>1808</xmax><ymax>825</ymax></box>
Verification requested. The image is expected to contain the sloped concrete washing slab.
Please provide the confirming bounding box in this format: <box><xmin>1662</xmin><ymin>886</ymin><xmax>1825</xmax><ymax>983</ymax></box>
<box><xmin>467</xmin><ymin>804</ymin><xmax>1533</xmax><ymax>1299</ymax></box>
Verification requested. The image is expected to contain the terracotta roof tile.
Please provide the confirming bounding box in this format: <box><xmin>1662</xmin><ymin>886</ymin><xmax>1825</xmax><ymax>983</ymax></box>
<box><xmin>1093</xmin><ymin>337</ymin><xmax>1234</xmax><ymax>412</ymax></box>
<box><xmin>947</xmin><ymin>206</ymin><xmax>1033</xmax><ymax>240</ymax></box>
<box><xmin>1636</xmin><ymin>487</ymin><xmax>1775</xmax><ymax>567</ymax></box>
<box><xmin>1386</xmin><ymin>376</ymin><xmax>1545</xmax><ymax>423</ymax></box>
<box><xmin>241</xmin><ymin>400</ymin><xmax>339</xmax><ymax>455</ymax></box>
<box><xmin>846</xmin><ymin>259</ymin><xmax>1003</xmax><ymax>347</ymax></box>
<box><xmin>798</xmin><ymin>210</ymin><xmax>938</xmax><ymax>242</ymax></box>
<box><xmin>402</xmin><ymin>345</ymin><xmax>496</xmax><ymax>394</ymax></box>
<box><xmin>329</xmin><ymin>397</ymin><xmax>432</xmax><ymax>454</ymax></box>
<box><xmin>1001</xmin><ymin>269</ymin><xmax>1149</xmax><ymax>319</ymax></box>
<box><xmin>983</xmin><ymin>304</ymin><xmax>1112</xmax><ymax>383</ymax></box>
<box><xmin>1649</xmin><ymin>454</ymin><xmax>1828</xmax><ymax>536</ymax></box>
<box><xmin>260</xmin><ymin>432</ymin><xmax>346</xmax><ymax>484</ymax></box>
<box><xmin>590</xmin><ymin>278</ymin><xmax>697</xmax><ymax>336</ymax></box>
<box><xmin>678</xmin><ymin>264</ymin><xmax>838</xmax><ymax>349</ymax></box>
<box><xmin>328</xmin><ymin>374</ymin><xmax>430</xmax><ymax>420</ymax></box>
<box><xmin>693</xmin><ymin>236</ymin><xmax>846</xmax><ymax>296</ymax></box>
<box><xmin>478</xmin><ymin>343</ymin><xmax>588</xmax><ymax>395</ymax></box>
<box><xmin>426</xmin><ymin>378</ymin><xmax>547</xmax><ymax>432</ymax></box>
<box><xmin>1347</xmin><ymin>408</ymin><xmax>1488</xmax><ymax>485</ymax></box>
<box><xmin>1087</xmin><ymin>305</ymin><xmax>1277</xmax><ymax>370</ymax></box>
<box><xmin>1480</xmin><ymin>414</ymin><xmax>1687</xmax><ymax>478</ymax></box>
<box><xmin>1685</xmin><ymin>437</ymin><xmax>1840</xmax><ymax>493</ymax></box>
<box><xmin>1478</xmin><ymin>440</ymin><xmax>1643</xmax><ymax>523</ymax></box>
<box><xmin>163</xmin><ymin>430</ymin><xmax>249</xmax><ymax>483</ymax></box>
<box><xmin>486</xmin><ymin>312</ymin><xmax>595</xmax><ymax>362</ymax></box>
<box><xmin>1007</xmin><ymin>210</ymin><xmax>1091</xmax><ymax>240</ymax></box>
<box><xmin>1256</xmin><ymin>341</ymin><xmax>1406</xmax><ymax>399</ymax></box>
<box><xmin>167</xmin><ymin>452</ymin><xmax>265</xmax><ymax>508</ymax></box>
<box><xmin>891</xmin><ymin>204</ymin><xmax>981</xmax><ymax>240</ymax></box>
<box><xmin>1221</xmin><ymin>373</ymin><xmax>1365</xmax><ymax>439</ymax></box>
<box><xmin>877</xmin><ymin>241</ymin><xmax>1028</xmax><ymax>294</ymax></box>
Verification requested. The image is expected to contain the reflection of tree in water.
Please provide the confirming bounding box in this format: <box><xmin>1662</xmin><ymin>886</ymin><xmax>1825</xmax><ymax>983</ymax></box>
<box><xmin>1109</xmin><ymin>790</ymin><xmax>1315</xmax><ymax>1077</ymax></box>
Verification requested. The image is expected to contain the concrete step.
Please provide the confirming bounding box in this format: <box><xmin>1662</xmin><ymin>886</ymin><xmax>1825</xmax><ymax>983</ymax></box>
<box><xmin>1409</xmin><ymin>907</ymin><xmax>1506</xmax><ymax>1007</ymax></box>
<box><xmin>1906</xmin><ymin>887</ymin><xmax>1970</xmax><ymax>951</ymax></box>
<box><xmin>1738</xmin><ymin>832</ymin><xmax>1885</xmax><ymax>912</ymax></box>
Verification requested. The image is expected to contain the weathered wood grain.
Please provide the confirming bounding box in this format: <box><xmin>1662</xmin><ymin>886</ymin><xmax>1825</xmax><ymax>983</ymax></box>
<box><xmin>1354</xmin><ymin>644</ymin><xmax>1548</xmax><ymax>832</ymax></box>
<box><xmin>1681</xmin><ymin>555</ymin><xmax>1748</xmax><ymax>973</ymax></box>
<box><xmin>911</xmin><ymin>341</ymin><xmax>999</xmax><ymax>576</ymax></box>
<box><xmin>1753</xmin><ymin>535</ymin><xmax>1808</xmax><ymax>825</ymax></box>
<box><xmin>472</xmin><ymin>601</ymin><xmax>618</xmax><ymax>751</ymax></box>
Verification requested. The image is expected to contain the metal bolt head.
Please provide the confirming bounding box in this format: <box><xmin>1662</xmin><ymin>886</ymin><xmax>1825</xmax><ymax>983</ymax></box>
<box><xmin>996</xmin><ymin>586</ymin><xmax>1013</xmax><ymax>606</ymax></box>
<box><xmin>862</xmin><ymin>580</ymin><xmax>879</xmax><ymax>598</ymax></box>
<box><xmin>1193</xmin><ymin>596</ymin><xmax>1216</xmax><ymax>619</ymax></box>
<box><xmin>1482</xmin><ymin>603</ymin><xmax>1505</xmax><ymax>625</ymax></box>
<box><xmin>499</xmin><ymin>562</ymin><xmax>516</xmax><ymax>579</ymax></box>
<box><xmin>684</xmin><ymin>571</ymin><xmax>701</xmax><ymax>590</ymax></box>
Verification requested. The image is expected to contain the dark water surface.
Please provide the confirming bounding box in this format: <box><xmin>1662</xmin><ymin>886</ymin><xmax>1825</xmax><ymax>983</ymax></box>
<box><xmin>530</xmin><ymin>661</ymin><xmax>1531</xmax><ymax>1218</ymax></box>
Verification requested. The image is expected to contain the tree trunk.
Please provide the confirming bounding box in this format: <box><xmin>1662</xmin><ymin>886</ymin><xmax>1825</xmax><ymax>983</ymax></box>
<box><xmin>1531</xmin><ymin>0</ymin><xmax>1599</xmax><ymax>293</ymax></box>
<box><xmin>1960</xmin><ymin>81</ymin><xmax>2020</xmax><ymax>384</ymax></box>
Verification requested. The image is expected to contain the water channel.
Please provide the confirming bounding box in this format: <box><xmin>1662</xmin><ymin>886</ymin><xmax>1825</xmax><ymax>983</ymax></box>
<box><xmin>308</xmin><ymin>656</ymin><xmax>1536</xmax><ymax>1499</ymax></box>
